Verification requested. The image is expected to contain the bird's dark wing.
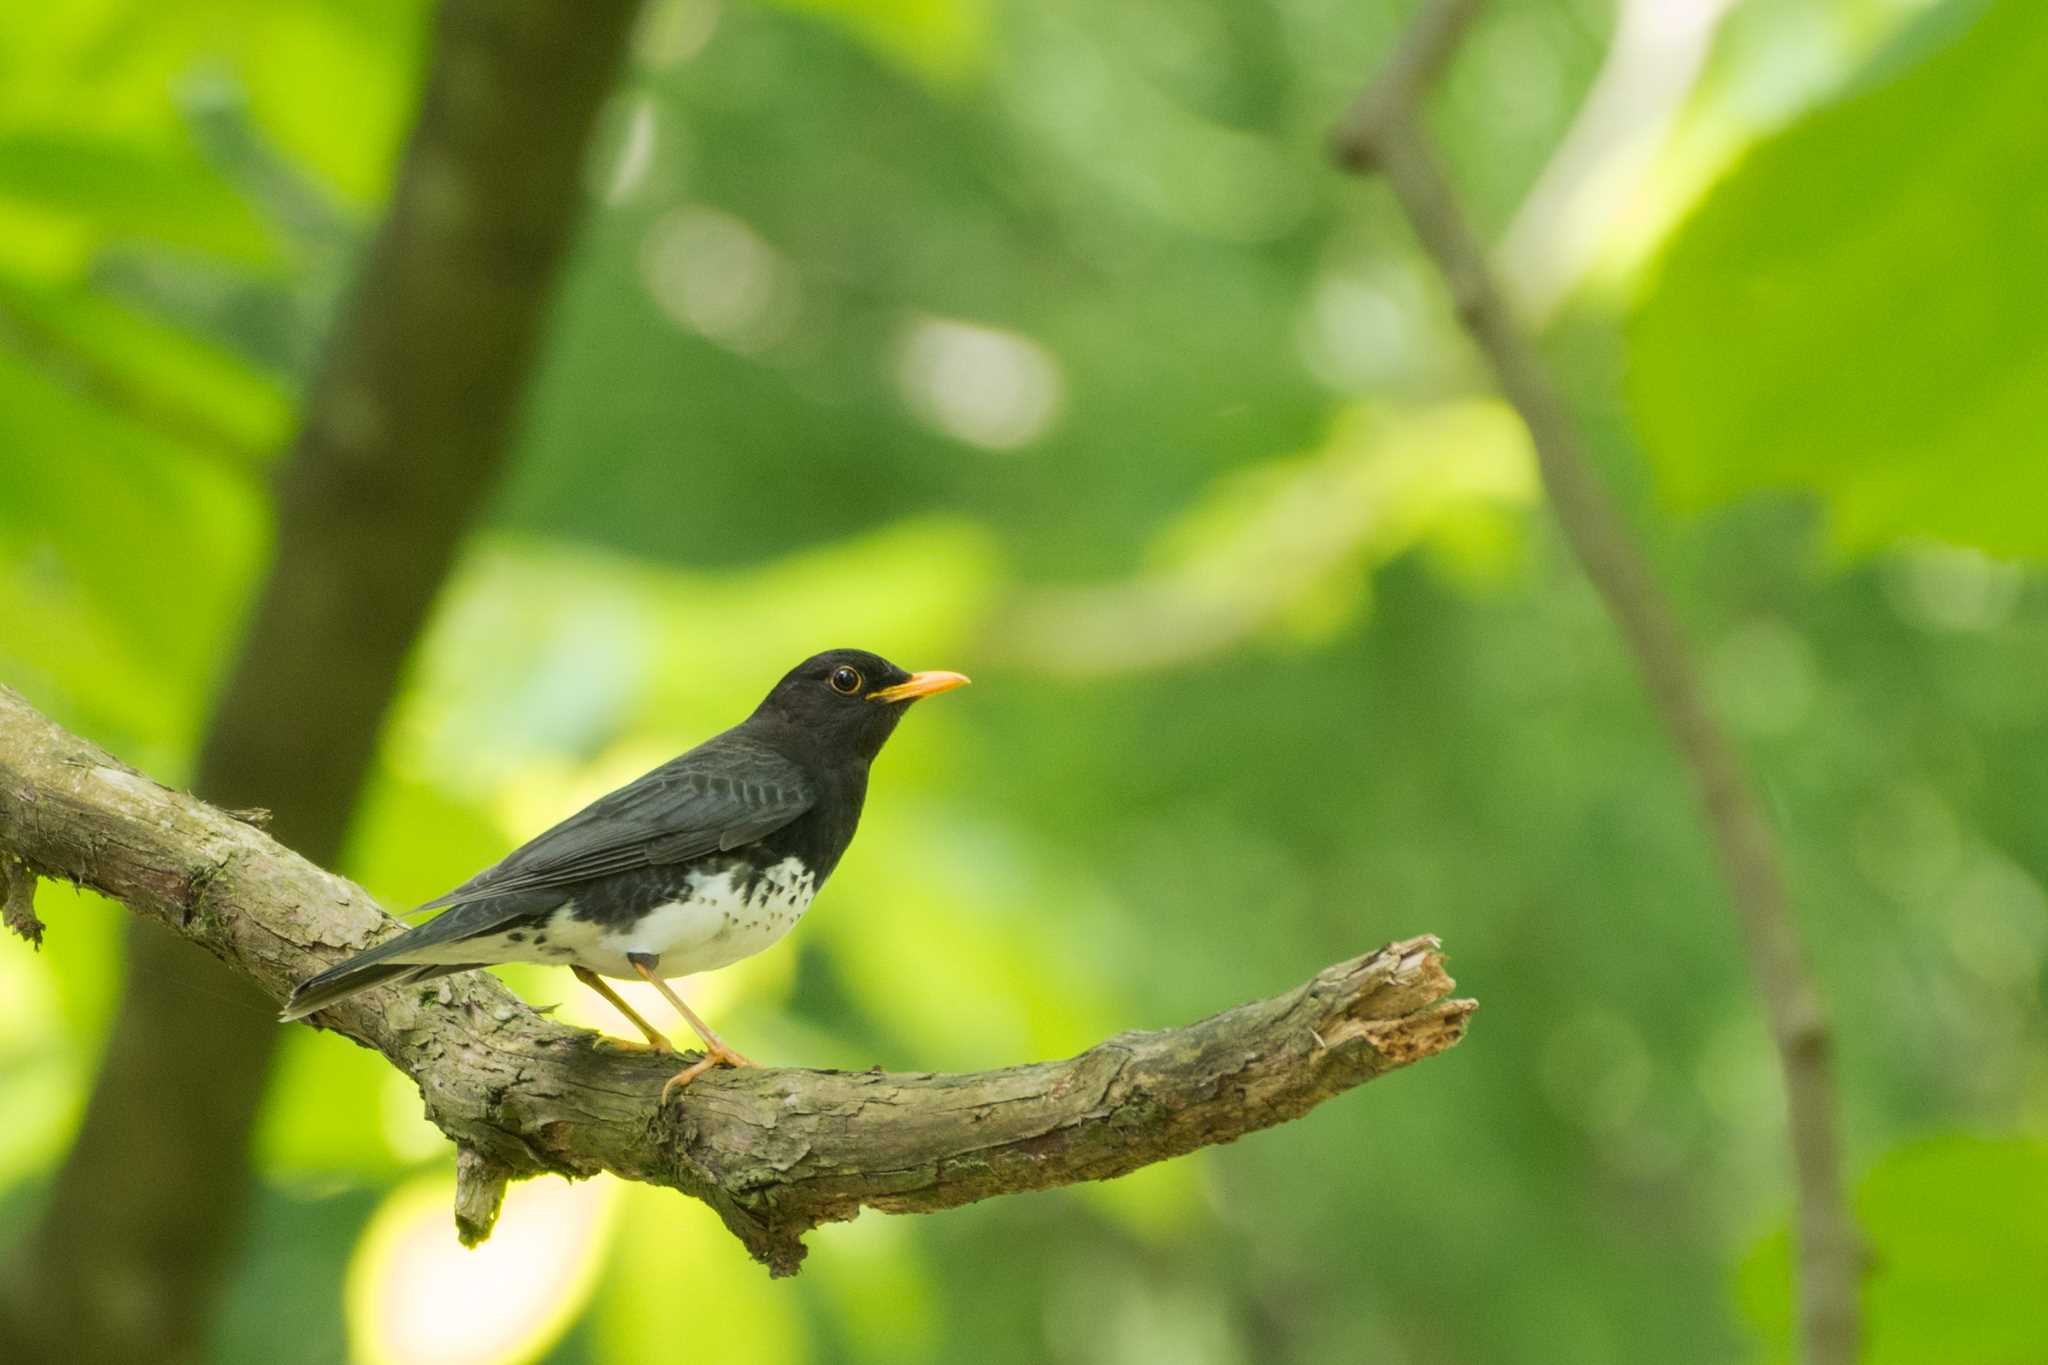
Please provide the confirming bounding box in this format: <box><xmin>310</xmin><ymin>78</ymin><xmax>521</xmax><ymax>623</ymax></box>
<box><xmin>417</xmin><ymin>729</ymin><xmax>814</xmax><ymax>910</ymax></box>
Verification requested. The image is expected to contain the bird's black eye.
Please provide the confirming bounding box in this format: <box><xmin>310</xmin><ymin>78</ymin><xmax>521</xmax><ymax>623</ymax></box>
<box><xmin>830</xmin><ymin>665</ymin><xmax>862</xmax><ymax>695</ymax></box>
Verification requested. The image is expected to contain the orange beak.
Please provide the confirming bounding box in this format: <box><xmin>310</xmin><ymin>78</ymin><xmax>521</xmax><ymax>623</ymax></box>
<box><xmin>868</xmin><ymin>670</ymin><xmax>971</xmax><ymax>704</ymax></box>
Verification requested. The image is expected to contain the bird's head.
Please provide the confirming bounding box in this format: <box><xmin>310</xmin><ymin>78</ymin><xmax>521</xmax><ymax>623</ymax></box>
<box><xmin>754</xmin><ymin>648</ymin><xmax>970</xmax><ymax>762</ymax></box>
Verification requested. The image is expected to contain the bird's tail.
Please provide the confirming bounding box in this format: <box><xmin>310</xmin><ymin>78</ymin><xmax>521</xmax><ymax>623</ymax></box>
<box><xmin>280</xmin><ymin>957</ymin><xmax>454</xmax><ymax>1021</ymax></box>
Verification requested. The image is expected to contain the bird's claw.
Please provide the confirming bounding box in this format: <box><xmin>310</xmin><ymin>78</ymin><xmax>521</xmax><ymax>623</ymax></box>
<box><xmin>660</xmin><ymin>1045</ymin><xmax>754</xmax><ymax>1102</ymax></box>
<box><xmin>598</xmin><ymin>1032</ymin><xmax>676</xmax><ymax>1054</ymax></box>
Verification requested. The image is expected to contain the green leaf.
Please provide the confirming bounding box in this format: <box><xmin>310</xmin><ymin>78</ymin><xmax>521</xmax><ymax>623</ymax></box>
<box><xmin>0</xmin><ymin>274</ymin><xmax>291</xmax><ymax>454</ymax></box>
<box><xmin>754</xmin><ymin>0</ymin><xmax>990</xmax><ymax>83</ymax></box>
<box><xmin>0</xmin><ymin>351</ymin><xmax>263</xmax><ymax>755</ymax></box>
<box><xmin>0</xmin><ymin>130</ymin><xmax>275</xmax><ymax>260</ymax></box>
<box><xmin>1629</xmin><ymin>0</ymin><xmax>2048</xmax><ymax>559</ymax></box>
<box><xmin>1736</xmin><ymin>1135</ymin><xmax>2048</xmax><ymax>1363</ymax></box>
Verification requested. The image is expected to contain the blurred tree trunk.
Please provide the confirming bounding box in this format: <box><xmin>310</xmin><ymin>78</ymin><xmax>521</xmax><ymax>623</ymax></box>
<box><xmin>0</xmin><ymin>1</ymin><xmax>640</xmax><ymax>1360</ymax></box>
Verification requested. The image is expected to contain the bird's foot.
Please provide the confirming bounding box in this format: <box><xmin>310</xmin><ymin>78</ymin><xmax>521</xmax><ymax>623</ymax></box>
<box><xmin>598</xmin><ymin>1030</ymin><xmax>676</xmax><ymax>1053</ymax></box>
<box><xmin>660</xmin><ymin>1043</ymin><xmax>754</xmax><ymax>1102</ymax></box>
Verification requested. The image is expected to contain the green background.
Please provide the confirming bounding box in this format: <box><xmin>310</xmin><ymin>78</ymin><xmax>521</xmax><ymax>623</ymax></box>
<box><xmin>4</xmin><ymin>0</ymin><xmax>2045</xmax><ymax>1361</ymax></box>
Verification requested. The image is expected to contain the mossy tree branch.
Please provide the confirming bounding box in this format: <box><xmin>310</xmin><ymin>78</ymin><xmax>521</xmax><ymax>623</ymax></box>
<box><xmin>0</xmin><ymin>685</ymin><xmax>1473</xmax><ymax>1275</ymax></box>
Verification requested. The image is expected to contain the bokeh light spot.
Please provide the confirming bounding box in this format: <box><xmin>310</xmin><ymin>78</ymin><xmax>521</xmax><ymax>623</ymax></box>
<box><xmin>640</xmin><ymin>206</ymin><xmax>800</xmax><ymax>354</ymax></box>
<box><xmin>895</xmin><ymin>316</ymin><xmax>1064</xmax><ymax>451</ymax></box>
<box><xmin>634</xmin><ymin>0</ymin><xmax>720</xmax><ymax>68</ymax></box>
<box><xmin>346</xmin><ymin>1173</ymin><xmax>617</xmax><ymax>1365</ymax></box>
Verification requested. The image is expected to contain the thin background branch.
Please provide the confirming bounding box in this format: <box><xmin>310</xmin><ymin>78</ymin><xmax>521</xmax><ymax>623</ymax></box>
<box><xmin>1331</xmin><ymin>3</ymin><xmax>1863</xmax><ymax>1362</ymax></box>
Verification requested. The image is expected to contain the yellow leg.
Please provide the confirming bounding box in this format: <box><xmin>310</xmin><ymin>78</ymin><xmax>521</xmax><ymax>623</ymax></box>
<box><xmin>628</xmin><ymin>956</ymin><xmax>754</xmax><ymax>1098</ymax></box>
<box><xmin>573</xmin><ymin>966</ymin><xmax>674</xmax><ymax>1051</ymax></box>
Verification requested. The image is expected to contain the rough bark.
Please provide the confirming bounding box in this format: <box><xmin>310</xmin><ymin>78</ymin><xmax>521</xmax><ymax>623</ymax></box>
<box><xmin>0</xmin><ymin>2</ymin><xmax>642</xmax><ymax>1360</ymax></box>
<box><xmin>0</xmin><ymin>686</ymin><xmax>1475</xmax><ymax>1276</ymax></box>
<box><xmin>1</xmin><ymin>854</ymin><xmax>40</xmax><ymax>946</ymax></box>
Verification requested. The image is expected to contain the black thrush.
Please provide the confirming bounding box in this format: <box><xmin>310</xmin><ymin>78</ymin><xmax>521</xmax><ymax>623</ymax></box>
<box><xmin>281</xmin><ymin>648</ymin><xmax>968</xmax><ymax>1096</ymax></box>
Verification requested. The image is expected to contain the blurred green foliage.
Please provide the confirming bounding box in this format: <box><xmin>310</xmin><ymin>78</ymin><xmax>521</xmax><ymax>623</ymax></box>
<box><xmin>1633</xmin><ymin>0</ymin><xmax>2048</xmax><ymax>558</ymax></box>
<box><xmin>1738</xmin><ymin>1136</ymin><xmax>2048</xmax><ymax>1363</ymax></box>
<box><xmin>4</xmin><ymin>1</ymin><xmax>2047</xmax><ymax>1363</ymax></box>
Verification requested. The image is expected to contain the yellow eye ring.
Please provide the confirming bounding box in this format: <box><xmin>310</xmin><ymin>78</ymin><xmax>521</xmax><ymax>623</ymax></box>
<box><xmin>830</xmin><ymin>666</ymin><xmax>862</xmax><ymax>694</ymax></box>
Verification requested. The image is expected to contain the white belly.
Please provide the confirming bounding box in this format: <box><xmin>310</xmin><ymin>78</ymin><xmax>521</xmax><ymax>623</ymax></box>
<box><xmin>559</xmin><ymin>856</ymin><xmax>818</xmax><ymax>979</ymax></box>
<box><xmin>391</xmin><ymin>857</ymin><xmax>820</xmax><ymax>980</ymax></box>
